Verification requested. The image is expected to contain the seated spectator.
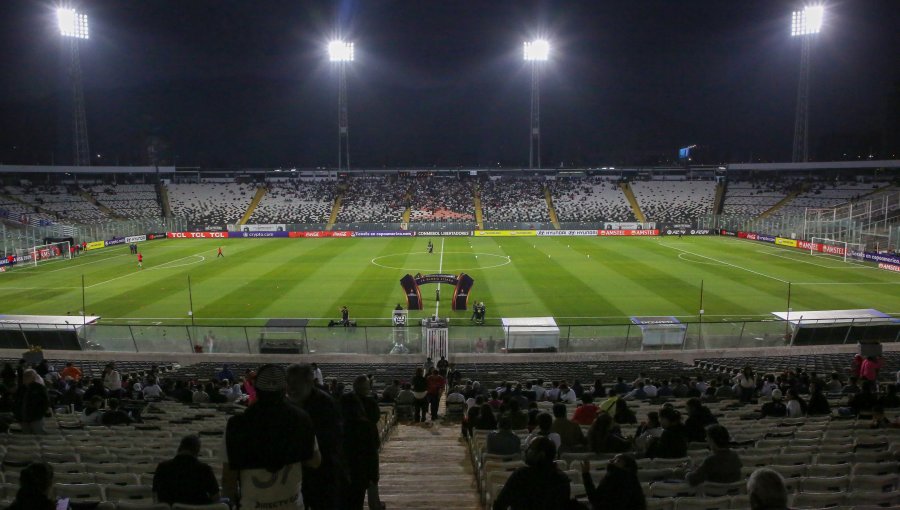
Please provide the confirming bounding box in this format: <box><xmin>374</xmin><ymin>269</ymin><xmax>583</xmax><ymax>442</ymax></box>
<box><xmin>624</xmin><ymin>381</ymin><xmax>647</xmax><ymax>401</ymax></box>
<box><xmin>684</xmin><ymin>398</ymin><xmax>717</xmax><ymax>443</ymax></box>
<box><xmin>170</xmin><ymin>380</ymin><xmax>193</xmax><ymax>404</ymax></box>
<box><xmin>492</xmin><ymin>437</ymin><xmax>570</xmax><ymax>510</ymax></box>
<box><xmin>380</xmin><ymin>380</ymin><xmax>401</xmax><ymax>403</ymax></box>
<box><xmin>807</xmin><ymin>381</ymin><xmax>831</xmax><ymax>415</ymax></box>
<box><xmin>14</xmin><ymin>369</ymin><xmax>49</xmax><ymax>435</ymax></box>
<box><xmin>59</xmin><ymin>362</ymin><xmax>83</xmax><ymax>382</ymax></box>
<box><xmin>524</xmin><ymin>412</ymin><xmax>561</xmax><ymax>451</ymax></box>
<box><xmin>486</xmin><ymin>416</ymin><xmax>523</xmax><ymax>456</ymax></box>
<box><xmin>826</xmin><ymin>373</ymin><xmax>843</xmax><ymax>393</ymax></box>
<box><xmin>784</xmin><ymin>389</ymin><xmax>807</xmax><ymax>418</ymax></box>
<box><xmin>580</xmin><ymin>455</ymin><xmax>646</xmax><ymax>510</ymax></box>
<box><xmin>714</xmin><ymin>378</ymin><xmax>736</xmax><ymax>399</ymax></box>
<box><xmin>8</xmin><ymin>462</ymin><xmax>56</xmax><ymax>510</ymax></box>
<box><xmin>842</xmin><ymin>376</ymin><xmax>861</xmax><ymax>395</ymax></box>
<box><xmin>733</xmin><ymin>366</ymin><xmax>757</xmax><ymax>402</ymax></box>
<box><xmin>646</xmin><ymin>407</ymin><xmax>687</xmax><ymax>459</ymax></box>
<box><xmin>153</xmin><ymin>435</ymin><xmax>220</xmax><ymax>505</ymax></box>
<box><xmin>475</xmin><ymin>403</ymin><xmax>498</xmax><ymax>431</ymax></box>
<box><xmin>657</xmin><ymin>380</ymin><xmax>673</xmax><ymax>397</ymax></box>
<box><xmin>550</xmin><ymin>402</ymin><xmax>586</xmax><ymax>452</ymax></box>
<box><xmin>503</xmin><ymin>399</ymin><xmax>529</xmax><ymax>430</ymax></box>
<box><xmin>100</xmin><ymin>398</ymin><xmax>132</xmax><ymax>426</ymax></box>
<box><xmin>685</xmin><ymin>424</ymin><xmax>742</xmax><ymax>486</ymax></box>
<box><xmin>613</xmin><ymin>377</ymin><xmax>630</xmax><ymax>395</ymax></box>
<box><xmin>217</xmin><ymin>364</ymin><xmax>236</xmax><ymax>382</ymax></box>
<box><xmin>396</xmin><ymin>383</ymin><xmax>416</xmax><ymax>406</ymax></box>
<box><xmin>760</xmin><ymin>375</ymin><xmax>777</xmax><ymax>398</ymax></box>
<box><xmin>747</xmin><ymin>468</ymin><xmax>790</xmax><ymax>510</ymax></box>
<box><xmin>192</xmin><ymin>384</ymin><xmax>210</xmax><ymax>404</ymax></box>
<box><xmin>81</xmin><ymin>395</ymin><xmax>104</xmax><ymax>426</ymax></box>
<box><xmin>462</xmin><ymin>396</ymin><xmax>484</xmax><ymax>438</ymax></box>
<box><xmin>759</xmin><ymin>389</ymin><xmax>787</xmax><ymax>418</ymax></box>
<box><xmin>643</xmin><ymin>380</ymin><xmax>658</xmax><ymax>398</ymax></box>
<box><xmin>634</xmin><ymin>411</ymin><xmax>663</xmax><ymax>456</ymax></box>
<box><xmin>572</xmin><ymin>393</ymin><xmax>599</xmax><ymax>426</ymax></box>
<box><xmin>143</xmin><ymin>376</ymin><xmax>163</xmax><ymax>400</ymax></box>
<box><xmin>587</xmin><ymin>411</ymin><xmax>631</xmax><ymax>454</ymax></box>
<box><xmin>556</xmin><ymin>383</ymin><xmax>577</xmax><ymax>404</ymax></box>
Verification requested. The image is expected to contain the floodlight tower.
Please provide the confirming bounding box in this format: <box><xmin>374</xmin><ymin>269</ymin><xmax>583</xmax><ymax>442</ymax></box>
<box><xmin>57</xmin><ymin>7</ymin><xmax>91</xmax><ymax>166</ymax></box>
<box><xmin>791</xmin><ymin>5</ymin><xmax>824</xmax><ymax>163</ymax></box>
<box><xmin>328</xmin><ymin>40</ymin><xmax>354</xmax><ymax>172</ymax></box>
<box><xmin>524</xmin><ymin>40</ymin><xmax>549</xmax><ymax>169</ymax></box>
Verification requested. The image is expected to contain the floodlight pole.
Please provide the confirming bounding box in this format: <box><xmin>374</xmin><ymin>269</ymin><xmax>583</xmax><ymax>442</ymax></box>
<box><xmin>337</xmin><ymin>61</ymin><xmax>350</xmax><ymax>172</ymax></box>
<box><xmin>792</xmin><ymin>36</ymin><xmax>812</xmax><ymax>163</ymax></box>
<box><xmin>65</xmin><ymin>33</ymin><xmax>91</xmax><ymax>166</ymax></box>
<box><xmin>529</xmin><ymin>61</ymin><xmax>541</xmax><ymax>169</ymax></box>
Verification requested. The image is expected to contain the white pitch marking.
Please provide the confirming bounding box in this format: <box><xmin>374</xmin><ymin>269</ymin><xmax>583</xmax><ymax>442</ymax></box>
<box><xmin>756</xmin><ymin>249</ymin><xmax>870</xmax><ymax>270</ymax></box>
<box><xmin>660</xmin><ymin>242</ymin><xmax>791</xmax><ymax>284</ymax></box>
<box><xmin>86</xmin><ymin>250</ymin><xmax>208</xmax><ymax>289</ymax></box>
<box><xmin>44</xmin><ymin>254</ymin><xmax>127</xmax><ymax>273</ymax></box>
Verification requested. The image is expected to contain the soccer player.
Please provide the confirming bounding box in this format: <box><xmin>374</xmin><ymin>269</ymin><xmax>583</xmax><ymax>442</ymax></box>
<box><xmin>217</xmin><ymin>246</ymin><xmax>224</xmax><ymax>258</ymax></box>
<box><xmin>427</xmin><ymin>240</ymin><xmax>433</xmax><ymax>254</ymax></box>
<box><xmin>137</xmin><ymin>252</ymin><xmax>143</xmax><ymax>269</ymax></box>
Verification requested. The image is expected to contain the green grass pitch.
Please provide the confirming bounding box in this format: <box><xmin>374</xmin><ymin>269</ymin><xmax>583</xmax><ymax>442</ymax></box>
<box><xmin>1</xmin><ymin>236</ymin><xmax>898</xmax><ymax>328</ymax></box>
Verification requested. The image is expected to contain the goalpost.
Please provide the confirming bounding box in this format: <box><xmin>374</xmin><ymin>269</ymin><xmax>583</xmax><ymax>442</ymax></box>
<box><xmin>809</xmin><ymin>237</ymin><xmax>865</xmax><ymax>263</ymax></box>
<box><xmin>17</xmin><ymin>241</ymin><xmax>72</xmax><ymax>267</ymax></box>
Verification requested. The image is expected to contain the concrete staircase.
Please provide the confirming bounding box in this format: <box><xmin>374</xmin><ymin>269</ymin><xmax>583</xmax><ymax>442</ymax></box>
<box><xmin>158</xmin><ymin>183</ymin><xmax>172</xmax><ymax>218</ymax></box>
<box><xmin>76</xmin><ymin>189</ymin><xmax>123</xmax><ymax>219</ymax></box>
<box><xmin>474</xmin><ymin>187</ymin><xmax>484</xmax><ymax>231</ymax></box>
<box><xmin>370</xmin><ymin>399</ymin><xmax>481</xmax><ymax>510</ymax></box>
<box><xmin>326</xmin><ymin>192</ymin><xmax>344</xmax><ymax>231</ymax></box>
<box><xmin>401</xmin><ymin>189</ymin><xmax>413</xmax><ymax>227</ymax></box>
<box><xmin>238</xmin><ymin>187</ymin><xmax>267</xmax><ymax>226</ymax></box>
<box><xmin>544</xmin><ymin>185</ymin><xmax>560</xmax><ymax>229</ymax></box>
<box><xmin>758</xmin><ymin>190</ymin><xmax>801</xmax><ymax>219</ymax></box>
<box><xmin>619</xmin><ymin>182</ymin><xmax>646</xmax><ymax>223</ymax></box>
<box><xmin>713</xmin><ymin>181</ymin><xmax>727</xmax><ymax>215</ymax></box>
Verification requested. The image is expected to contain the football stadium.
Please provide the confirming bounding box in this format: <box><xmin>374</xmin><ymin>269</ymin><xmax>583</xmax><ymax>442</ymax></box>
<box><xmin>0</xmin><ymin>2</ymin><xmax>899</xmax><ymax>509</ymax></box>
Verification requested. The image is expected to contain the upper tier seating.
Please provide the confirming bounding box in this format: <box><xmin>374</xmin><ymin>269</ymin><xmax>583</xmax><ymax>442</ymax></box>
<box><xmin>167</xmin><ymin>182</ymin><xmax>256</xmax><ymax>226</ymax></box>
<box><xmin>778</xmin><ymin>181</ymin><xmax>893</xmax><ymax>215</ymax></box>
<box><xmin>721</xmin><ymin>180</ymin><xmax>794</xmax><ymax>218</ymax></box>
<box><xmin>631</xmin><ymin>180</ymin><xmax>716</xmax><ymax>224</ymax></box>
<box><xmin>4</xmin><ymin>185</ymin><xmax>106</xmax><ymax>222</ymax></box>
<box><xmin>336</xmin><ymin>177</ymin><xmax>406</xmax><ymax>223</ymax></box>
<box><xmin>90</xmin><ymin>184</ymin><xmax>162</xmax><ymax>219</ymax></box>
<box><xmin>481</xmin><ymin>179</ymin><xmax>547</xmax><ymax>223</ymax></box>
<box><xmin>551</xmin><ymin>178</ymin><xmax>634</xmax><ymax>223</ymax></box>
<box><xmin>408</xmin><ymin>177</ymin><xmax>475</xmax><ymax>222</ymax></box>
<box><xmin>248</xmin><ymin>180</ymin><xmax>335</xmax><ymax>224</ymax></box>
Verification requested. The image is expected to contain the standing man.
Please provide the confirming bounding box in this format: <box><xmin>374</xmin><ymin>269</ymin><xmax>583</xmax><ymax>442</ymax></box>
<box><xmin>427</xmin><ymin>240</ymin><xmax>433</xmax><ymax>254</ymax></box>
<box><xmin>426</xmin><ymin>368</ymin><xmax>446</xmax><ymax>421</ymax></box>
<box><xmin>137</xmin><ymin>252</ymin><xmax>143</xmax><ymax>269</ymax></box>
<box><xmin>217</xmin><ymin>246</ymin><xmax>224</xmax><ymax>258</ymax></box>
<box><xmin>341</xmin><ymin>306</ymin><xmax>350</xmax><ymax>326</ymax></box>
<box><xmin>222</xmin><ymin>364</ymin><xmax>320</xmax><ymax>510</ymax></box>
<box><xmin>286</xmin><ymin>364</ymin><xmax>346</xmax><ymax>510</ymax></box>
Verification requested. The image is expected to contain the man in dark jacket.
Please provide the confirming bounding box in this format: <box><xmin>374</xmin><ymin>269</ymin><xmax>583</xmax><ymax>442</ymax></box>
<box><xmin>15</xmin><ymin>369</ymin><xmax>49</xmax><ymax>434</ymax></box>
<box><xmin>153</xmin><ymin>435</ymin><xmax>220</xmax><ymax>505</ymax></box>
<box><xmin>685</xmin><ymin>425</ymin><xmax>742</xmax><ymax>486</ymax></box>
<box><xmin>286</xmin><ymin>363</ymin><xmax>346</xmax><ymax>510</ymax></box>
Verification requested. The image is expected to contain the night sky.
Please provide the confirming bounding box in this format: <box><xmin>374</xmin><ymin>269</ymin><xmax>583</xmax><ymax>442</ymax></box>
<box><xmin>1</xmin><ymin>0</ymin><xmax>899</xmax><ymax>168</ymax></box>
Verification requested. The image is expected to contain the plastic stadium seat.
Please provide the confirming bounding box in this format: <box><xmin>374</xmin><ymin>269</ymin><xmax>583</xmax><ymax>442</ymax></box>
<box><xmin>115</xmin><ymin>502</ymin><xmax>170</xmax><ymax>510</ymax></box>
<box><xmin>852</xmin><ymin>462</ymin><xmax>899</xmax><ymax>476</ymax></box>
<box><xmin>807</xmin><ymin>464</ymin><xmax>851</xmax><ymax>478</ymax></box>
<box><xmin>649</xmin><ymin>482</ymin><xmax>697</xmax><ymax>498</ymax></box>
<box><xmin>791</xmin><ymin>491</ymin><xmax>846</xmax><ymax>509</ymax></box>
<box><xmin>638</xmin><ymin>468</ymin><xmax>675</xmax><ymax>483</ymax></box>
<box><xmin>172</xmin><ymin>504</ymin><xmax>231</xmax><ymax>510</ymax></box>
<box><xmin>849</xmin><ymin>474</ymin><xmax>898</xmax><ymax>492</ymax></box>
<box><xmin>673</xmin><ymin>496</ymin><xmax>731</xmax><ymax>510</ymax></box>
<box><xmin>104</xmin><ymin>484</ymin><xmax>154</xmax><ymax>502</ymax></box>
<box><xmin>699</xmin><ymin>481</ymin><xmax>745</xmax><ymax>497</ymax></box>
<box><xmin>844</xmin><ymin>491</ymin><xmax>899</xmax><ymax>508</ymax></box>
<box><xmin>645</xmin><ymin>498</ymin><xmax>675</xmax><ymax>510</ymax></box>
<box><xmin>799</xmin><ymin>475</ymin><xmax>848</xmax><ymax>493</ymax></box>
<box><xmin>95</xmin><ymin>473</ymin><xmax>141</xmax><ymax>486</ymax></box>
<box><xmin>54</xmin><ymin>482</ymin><xmax>104</xmax><ymax>502</ymax></box>
<box><xmin>769</xmin><ymin>464</ymin><xmax>807</xmax><ymax>479</ymax></box>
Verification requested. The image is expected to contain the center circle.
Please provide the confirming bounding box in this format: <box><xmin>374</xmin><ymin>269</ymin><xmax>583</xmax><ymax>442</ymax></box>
<box><xmin>371</xmin><ymin>251</ymin><xmax>511</xmax><ymax>272</ymax></box>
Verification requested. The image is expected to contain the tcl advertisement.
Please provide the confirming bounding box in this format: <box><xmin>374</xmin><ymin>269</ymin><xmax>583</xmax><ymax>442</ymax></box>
<box><xmin>598</xmin><ymin>229</ymin><xmax>659</xmax><ymax>236</ymax></box>
<box><xmin>167</xmin><ymin>232</ymin><xmax>230</xmax><ymax>239</ymax></box>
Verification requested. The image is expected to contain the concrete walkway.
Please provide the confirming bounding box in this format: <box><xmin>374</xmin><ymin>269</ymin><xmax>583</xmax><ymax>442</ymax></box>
<box><xmin>370</xmin><ymin>398</ymin><xmax>482</xmax><ymax>510</ymax></box>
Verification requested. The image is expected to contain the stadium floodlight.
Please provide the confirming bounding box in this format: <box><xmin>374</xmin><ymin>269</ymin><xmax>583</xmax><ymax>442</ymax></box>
<box><xmin>328</xmin><ymin>40</ymin><xmax>354</xmax><ymax>62</ymax></box>
<box><xmin>523</xmin><ymin>39</ymin><xmax>549</xmax><ymax>61</ymax></box>
<box><xmin>791</xmin><ymin>5</ymin><xmax>824</xmax><ymax>37</ymax></box>
<box><xmin>57</xmin><ymin>8</ymin><xmax>89</xmax><ymax>39</ymax></box>
<box><xmin>524</xmin><ymin>39</ymin><xmax>550</xmax><ymax>169</ymax></box>
<box><xmin>790</xmin><ymin>5</ymin><xmax>824</xmax><ymax>163</ymax></box>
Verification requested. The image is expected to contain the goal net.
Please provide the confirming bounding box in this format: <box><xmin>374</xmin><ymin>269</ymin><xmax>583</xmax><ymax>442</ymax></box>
<box><xmin>810</xmin><ymin>237</ymin><xmax>865</xmax><ymax>263</ymax></box>
<box><xmin>17</xmin><ymin>241</ymin><xmax>72</xmax><ymax>267</ymax></box>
